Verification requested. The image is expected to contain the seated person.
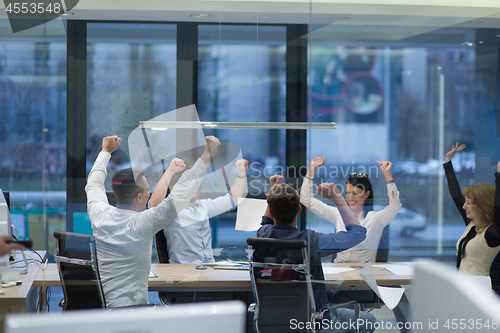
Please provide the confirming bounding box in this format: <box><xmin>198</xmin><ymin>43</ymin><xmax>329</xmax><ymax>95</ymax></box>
<box><xmin>301</xmin><ymin>156</ymin><xmax>401</xmax><ymax>263</ymax></box>
<box><xmin>258</xmin><ymin>175</ymin><xmax>376</xmax><ymax>333</ymax></box>
<box><xmin>86</xmin><ymin>135</ymin><xmax>219</xmax><ymax>307</ymax></box>
<box><xmin>150</xmin><ymin>158</ymin><xmax>248</xmax><ymax>263</ymax></box>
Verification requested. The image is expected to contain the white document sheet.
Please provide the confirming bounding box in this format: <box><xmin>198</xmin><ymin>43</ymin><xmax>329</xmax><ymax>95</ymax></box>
<box><xmin>359</xmin><ymin>262</ymin><xmax>405</xmax><ymax>310</ymax></box>
<box><xmin>235</xmin><ymin>198</ymin><xmax>268</xmax><ymax>231</ymax></box>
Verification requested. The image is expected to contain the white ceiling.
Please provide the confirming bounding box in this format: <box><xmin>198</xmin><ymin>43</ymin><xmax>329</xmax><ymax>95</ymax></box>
<box><xmin>1</xmin><ymin>0</ymin><xmax>500</xmax><ymax>27</ymax></box>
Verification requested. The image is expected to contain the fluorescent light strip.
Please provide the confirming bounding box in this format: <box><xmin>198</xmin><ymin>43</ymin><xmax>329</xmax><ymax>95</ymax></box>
<box><xmin>141</xmin><ymin>121</ymin><xmax>337</xmax><ymax>130</ymax></box>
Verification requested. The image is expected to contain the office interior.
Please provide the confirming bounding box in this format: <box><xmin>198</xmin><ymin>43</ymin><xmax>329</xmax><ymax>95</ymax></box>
<box><xmin>1</xmin><ymin>0</ymin><xmax>500</xmax><ymax>329</ymax></box>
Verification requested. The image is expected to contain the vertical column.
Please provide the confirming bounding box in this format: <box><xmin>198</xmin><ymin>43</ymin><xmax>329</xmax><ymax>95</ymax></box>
<box><xmin>66</xmin><ymin>20</ymin><xmax>87</xmax><ymax>231</ymax></box>
<box><xmin>286</xmin><ymin>24</ymin><xmax>308</xmax><ymax>230</ymax></box>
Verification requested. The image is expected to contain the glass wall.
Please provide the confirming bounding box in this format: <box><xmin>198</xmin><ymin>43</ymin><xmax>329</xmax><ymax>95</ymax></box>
<box><xmin>0</xmin><ymin>19</ymin><xmax>66</xmax><ymax>255</ymax></box>
<box><xmin>198</xmin><ymin>24</ymin><xmax>287</xmax><ymax>259</ymax></box>
<box><xmin>305</xmin><ymin>22</ymin><xmax>497</xmax><ymax>263</ymax></box>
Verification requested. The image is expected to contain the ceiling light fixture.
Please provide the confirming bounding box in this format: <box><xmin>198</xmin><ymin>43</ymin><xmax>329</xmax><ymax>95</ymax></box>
<box><xmin>141</xmin><ymin>121</ymin><xmax>337</xmax><ymax>130</ymax></box>
<box><xmin>190</xmin><ymin>14</ymin><xmax>213</xmax><ymax>18</ymax></box>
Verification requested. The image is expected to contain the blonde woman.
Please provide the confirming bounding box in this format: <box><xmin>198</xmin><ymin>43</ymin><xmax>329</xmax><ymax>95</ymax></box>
<box><xmin>444</xmin><ymin>143</ymin><xmax>500</xmax><ymax>279</ymax></box>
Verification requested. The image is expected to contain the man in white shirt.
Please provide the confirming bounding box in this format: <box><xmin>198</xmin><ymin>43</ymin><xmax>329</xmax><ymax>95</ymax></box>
<box><xmin>86</xmin><ymin>135</ymin><xmax>220</xmax><ymax>307</ymax></box>
<box><xmin>149</xmin><ymin>158</ymin><xmax>248</xmax><ymax>264</ymax></box>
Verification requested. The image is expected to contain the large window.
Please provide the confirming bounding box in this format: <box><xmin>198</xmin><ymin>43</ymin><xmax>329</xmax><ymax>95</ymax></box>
<box><xmin>0</xmin><ymin>20</ymin><xmax>66</xmax><ymax>255</ymax></box>
<box><xmin>197</xmin><ymin>24</ymin><xmax>287</xmax><ymax>259</ymax></box>
<box><xmin>307</xmin><ymin>24</ymin><xmax>483</xmax><ymax>263</ymax></box>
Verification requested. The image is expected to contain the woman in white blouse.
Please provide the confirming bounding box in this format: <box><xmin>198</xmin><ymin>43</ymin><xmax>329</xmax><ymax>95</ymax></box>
<box><xmin>300</xmin><ymin>156</ymin><xmax>401</xmax><ymax>263</ymax></box>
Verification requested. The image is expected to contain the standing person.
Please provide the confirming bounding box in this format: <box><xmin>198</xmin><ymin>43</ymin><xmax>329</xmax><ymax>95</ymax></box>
<box><xmin>257</xmin><ymin>176</ymin><xmax>376</xmax><ymax>333</ymax></box>
<box><xmin>443</xmin><ymin>142</ymin><xmax>500</xmax><ymax>278</ymax></box>
<box><xmin>86</xmin><ymin>135</ymin><xmax>220</xmax><ymax>308</ymax></box>
<box><xmin>301</xmin><ymin>156</ymin><xmax>401</xmax><ymax>263</ymax></box>
<box><xmin>149</xmin><ymin>158</ymin><xmax>248</xmax><ymax>264</ymax></box>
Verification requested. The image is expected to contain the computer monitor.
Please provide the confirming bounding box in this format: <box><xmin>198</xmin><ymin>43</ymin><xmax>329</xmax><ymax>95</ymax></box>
<box><xmin>5</xmin><ymin>300</ymin><xmax>247</xmax><ymax>333</ymax></box>
<box><xmin>412</xmin><ymin>260</ymin><xmax>500</xmax><ymax>332</ymax></box>
<box><xmin>0</xmin><ymin>189</ymin><xmax>12</xmax><ymax>273</ymax></box>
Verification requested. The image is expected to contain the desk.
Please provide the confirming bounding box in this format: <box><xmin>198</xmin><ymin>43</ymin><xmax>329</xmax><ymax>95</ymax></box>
<box><xmin>0</xmin><ymin>251</ymin><xmax>45</xmax><ymax>333</ymax></box>
<box><xmin>34</xmin><ymin>262</ymin><xmax>412</xmax><ymax>290</ymax></box>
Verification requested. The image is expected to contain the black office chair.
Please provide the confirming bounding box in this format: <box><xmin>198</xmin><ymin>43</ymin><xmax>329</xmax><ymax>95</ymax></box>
<box><xmin>375</xmin><ymin>224</ymin><xmax>390</xmax><ymax>262</ymax></box>
<box><xmin>53</xmin><ymin>231</ymin><xmax>106</xmax><ymax>310</ymax></box>
<box><xmin>490</xmin><ymin>251</ymin><xmax>500</xmax><ymax>296</ymax></box>
<box><xmin>247</xmin><ymin>237</ymin><xmax>360</xmax><ymax>333</ymax></box>
<box><xmin>154</xmin><ymin>230</ymin><xmax>171</xmax><ymax>305</ymax></box>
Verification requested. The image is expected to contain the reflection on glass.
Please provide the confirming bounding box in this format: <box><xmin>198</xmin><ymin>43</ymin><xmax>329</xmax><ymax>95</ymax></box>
<box><xmin>308</xmin><ymin>24</ymin><xmax>477</xmax><ymax>262</ymax></box>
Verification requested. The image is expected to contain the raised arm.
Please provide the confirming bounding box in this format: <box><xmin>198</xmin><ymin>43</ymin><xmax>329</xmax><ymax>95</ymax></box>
<box><xmin>144</xmin><ymin>136</ymin><xmax>218</xmax><ymax>234</ymax></box>
<box><xmin>228</xmin><ymin>159</ymin><xmax>248</xmax><ymax>202</ymax></box>
<box><xmin>443</xmin><ymin>142</ymin><xmax>469</xmax><ymax>225</ymax></box>
<box><xmin>373</xmin><ymin>160</ymin><xmax>402</xmax><ymax>226</ymax></box>
<box><xmin>300</xmin><ymin>157</ymin><xmax>343</xmax><ymax>227</ymax></box>
<box><xmin>149</xmin><ymin>158</ymin><xmax>186</xmax><ymax>208</ymax></box>
<box><xmin>85</xmin><ymin>136</ymin><xmax>121</xmax><ymax>220</ymax></box>
<box><xmin>317</xmin><ymin>182</ymin><xmax>360</xmax><ymax>226</ymax></box>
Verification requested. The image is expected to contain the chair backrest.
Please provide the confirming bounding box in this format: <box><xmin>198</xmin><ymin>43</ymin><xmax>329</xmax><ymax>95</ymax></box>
<box><xmin>155</xmin><ymin>230</ymin><xmax>169</xmax><ymax>263</ymax></box>
<box><xmin>376</xmin><ymin>224</ymin><xmax>390</xmax><ymax>262</ymax></box>
<box><xmin>490</xmin><ymin>251</ymin><xmax>500</xmax><ymax>296</ymax></box>
<box><xmin>247</xmin><ymin>237</ymin><xmax>315</xmax><ymax>333</ymax></box>
<box><xmin>53</xmin><ymin>231</ymin><xmax>106</xmax><ymax>310</ymax></box>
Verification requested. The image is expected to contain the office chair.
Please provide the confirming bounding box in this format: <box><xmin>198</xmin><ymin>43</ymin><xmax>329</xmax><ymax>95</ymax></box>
<box><xmin>247</xmin><ymin>237</ymin><xmax>360</xmax><ymax>333</ymax></box>
<box><xmin>490</xmin><ymin>251</ymin><xmax>500</xmax><ymax>296</ymax></box>
<box><xmin>154</xmin><ymin>230</ymin><xmax>171</xmax><ymax>305</ymax></box>
<box><xmin>53</xmin><ymin>231</ymin><xmax>106</xmax><ymax>310</ymax></box>
<box><xmin>375</xmin><ymin>224</ymin><xmax>390</xmax><ymax>262</ymax></box>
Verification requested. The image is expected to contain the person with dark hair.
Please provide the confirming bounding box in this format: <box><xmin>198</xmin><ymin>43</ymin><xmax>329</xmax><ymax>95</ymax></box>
<box><xmin>301</xmin><ymin>156</ymin><xmax>401</xmax><ymax>263</ymax></box>
<box><xmin>258</xmin><ymin>176</ymin><xmax>376</xmax><ymax>333</ymax></box>
<box><xmin>86</xmin><ymin>135</ymin><xmax>220</xmax><ymax>308</ymax></box>
<box><xmin>443</xmin><ymin>142</ymin><xmax>500</xmax><ymax>277</ymax></box>
<box><xmin>149</xmin><ymin>158</ymin><xmax>248</xmax><ymax>264</ymax></box>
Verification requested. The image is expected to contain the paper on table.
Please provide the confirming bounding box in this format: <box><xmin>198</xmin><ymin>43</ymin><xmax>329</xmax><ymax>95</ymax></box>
<box><xmin>235</xmin><ymin>198</ymin><xmax>268</xmax><ymax>231</ymax></box>
<box><xmin>359</xmin><ymin>262</ymin><xmax>405</xmax><ymax>310</ymax></box>
<box><xmin>149</xmin><ymin>271</ymin><xmax>157</xmax><ymax>278</ymax></box>
<box><xmin>322</xmin><ymin>266</ymin><xmax>356</xmax><ymax>275</ymax></box>
<box><xmin>372</xmin><ymin>263</ymin><xmax>414</xmax><ymax>276</ymax></box>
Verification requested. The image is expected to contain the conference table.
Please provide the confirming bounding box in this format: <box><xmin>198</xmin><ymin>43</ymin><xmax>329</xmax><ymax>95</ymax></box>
<box><xmin>0</xmin><ymin>262</ymin><xmax>413</xmax><ymax>333</ymax></box>
<box><xmin>33</xmin><ymin>262</ymin><xmax>413</xmax><ymax>298</ymax></box>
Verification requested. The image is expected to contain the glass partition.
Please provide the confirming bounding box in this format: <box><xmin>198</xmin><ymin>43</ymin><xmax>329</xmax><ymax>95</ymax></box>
<box><xmin>0</xmin><ymin>19</ymin><xmax>66</xmax><ymax>255</ymax></box>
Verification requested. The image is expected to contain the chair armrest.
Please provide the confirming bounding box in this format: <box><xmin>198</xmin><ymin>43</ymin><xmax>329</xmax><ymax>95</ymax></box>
<box><xmin>54</xmin><ymin>255</ymin><xmax>92</xmax><ymax>266</ymax></box>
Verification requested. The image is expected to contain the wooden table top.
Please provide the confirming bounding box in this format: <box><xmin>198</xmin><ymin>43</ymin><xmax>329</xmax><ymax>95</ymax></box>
<box><xmin>34</xmin><ymin>262</ymin><xmax>413</xmax><ymax>289</ymax></box>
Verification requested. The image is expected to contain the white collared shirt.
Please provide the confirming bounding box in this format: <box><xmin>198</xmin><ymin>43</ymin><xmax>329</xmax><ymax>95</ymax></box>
<box><xmin>300</xmin><ymin>177</ymin><xmax>401</xmax><ymax>263</ymax></box>
<box><xmin>165</xmin><ymin>193</ymin><xmax>236</xmax><ymax>264</ymax></box>
<box><xmin>86</xmin><ymin>151</ymin><xmax>208</xmax><ymax>307</ymax></box>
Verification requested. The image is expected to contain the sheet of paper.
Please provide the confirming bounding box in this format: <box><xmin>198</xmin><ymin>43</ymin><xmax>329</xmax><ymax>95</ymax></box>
<box><xmin>322</xmin><ymin>266</ymin><xmax>356</xmax><ymax>275</ymax></box>
<box><xmin>360</xmin><ymin>262</ymin><xmax>405</xmax><ymax>310</ymax></box>
<box><xmin>372</xmin><ymin>263</ymin><xmax>414</xmax><ymax>276</ymax></box>
<box><xmin>467</xmin><ymin>275</ymin><xmax>492</xmax><ymax>290</ymax></box>
<box><xmin>235</xmin><ymin>198</ymin><xmax>268</xmax><ymax>231</ymax></box>
<box><xmin>149</xmin><ymin>271</ymin><xmax>157</xmax><ymax>278</ymax></box>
